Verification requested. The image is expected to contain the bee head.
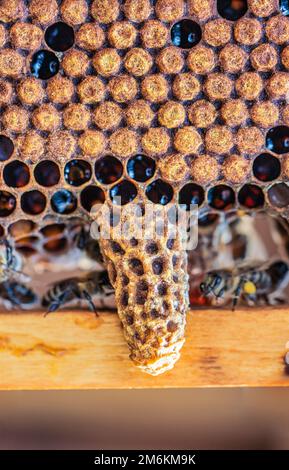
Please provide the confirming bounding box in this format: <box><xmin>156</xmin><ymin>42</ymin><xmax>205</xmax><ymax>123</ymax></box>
<box><xmin>200</xmin><ymin>272</ymin><xmax>222</xmax><ymax>295</ymax></box>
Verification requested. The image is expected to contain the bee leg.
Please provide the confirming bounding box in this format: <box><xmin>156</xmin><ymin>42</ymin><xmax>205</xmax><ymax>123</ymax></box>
<box><xmin>232</xmin><ymin>278</ymin><xmax>245</xmax><ymax>311</ymax></box>
<box><xmin>82</xmin><ymin>289</ymin><xmax>99</xmax><ymax>317</ymax></box>
<box><xmin>44</xmin><ymin>289</ymin><xmax>74</xmax><ymax>316</ymax></box>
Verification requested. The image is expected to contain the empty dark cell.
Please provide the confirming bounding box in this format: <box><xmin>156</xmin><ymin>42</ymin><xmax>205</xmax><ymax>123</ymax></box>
<box><xmin>198</xmin><ymin>213</ymin><xmax>219</xmax><ymax>227</ymax></box>
<box><xmin>266</xmin><ymin>126</ymin><xmax>289</xmax><ymax>155</ymax></box>
<box><xmin>179</xmin><ymin>183</ymin><xmax>205</xmax><ymax>210</ymax></box>
<box><xmin>8</xmin><ymin>220</ymin><xmax>36</xmax><ymax>238</ymax></box>
<box><xmin>16</xmin><ymin>245</ymin><xmax>37</xmax><ymax>257</ymax></box>
<box><xmin>40</xmin><ymin>223</ymin><xmax>66</xmax><ymax>238</ymax></box>
<box><xmin>253</xmin><ymin>154</ymin><xmax>281</xmax><ymax>182</ymax></box>
<box><xmin>167</xmin><ymin>320</ymin><xmax>178</xmax><ymax>333</ymax></box>
<box><xmin>45</xmin><ymin>22</ymin><xmax>75</xmax><ymax>52</ymax></box>
<box><xmin>3</xmin><ymin>161</ymin><xmax>30</xmax><ymax>188</ymax></box>
<box><xmin>16</xmin><ymin>236</ymin><xmax>39</xmax><ymax>246</ymax></box>
<box><xmin>130</xmin><ymin>237</ymin><xmax>138</xmax><ymax>247</ymax></box>
<box><xmin>0</xmin><ymin>191</ymin><xmax>16</xmax><ymax>217</ymax></box>
<box><xmin>80</xmin><ymin>185</ymin><xmax>105</xmax><ymax>212</ymax></box>
<box><xmin>95</xmin><ymin>156</ymin><xmax>123</xmax><ymax>184</ymax></box>
<box><xmin>21</xmin><ymin>190</ymin><xmax>46</xmax><ymax>215</ymax></box>
<box><xmin>51</xmin><ymin>189</ymin><xmax>77</xmax><ymax>214</ymax></box>
<box><xmin>0</xmin><ymin>135</ymin><xmax>14</xmax><ymax>162</ymax></box>
<box><xmin>110</xmin><ymin>180</ymin><xmax>137</xmax><ymax>205</ymax></box>
<box><xmin>167</xmin><ymin>239</ymin><xmax>175</xmax><ymax>250</ymax></box>
<box><xmin>146</xmin><ymin>179</ymin><xmax>173</xmax><ymax>205</ymax></box>
<box><xmin>217</xmin><ymin>0</ymin><xmax>248</xmax><ymax>20</ymax></box>
<box><xmin>238</xmin><ymin>184</ymin><xmax>265</xmax><ymax>209</ymax></box>
<box><xmin>157</xmin><ymin>282</ymin><xmax>168</xmax><ymax>296</ymax></box>
<box><xmin>121</xmin><ymin>290</ymin><xmax>129</xmax><ymax>306</ymax></box>
<box><xmin>30</xmin><ymin>50</ymin><xmax>59</xmax><ymax>80</ymax></box>
<box><xmin>280</xmin><ymin>0</ymin><xmax>289</xmax><ymax>15</ymax></box>
<box><xmin>208</xmin><ymin>185</ymin><xmax>236</xmax><ymax>211</ymax></box>
<box><xmin>146</xmin><ymin>241</ymin><xmax>159</xmax><ymax>254</ymax></box>
<box><xmin>128</xmin><ymin>258</ymin><xmax>144</xmax><ymax>276</ymax></box>
<box><xmin>135</xmin><ymin>280</ymin><xmax>148</xmax><ymax>305</ymax></box>
<box><xmin>268</xmin><ymin>183</ymin><xmax>289</xmax><ymax>208</ymax></box>
<box><xmin>171</xmin><ymin>19</ymin><xmax>202</xmax><ymax>49</ymax></box>
<box><xmin>0</xmin><ymin>225</ymin><xmax>4</xmax><ymax>238</ymax></box>
<box><xmin>127</xmin><ymin>155</ymin><xmax>156</xmax><ymax>182</ymax></box>
<box><xmin>34</xmin><ymin>160</ymin><xmax>60</xmax><ymax>187</ymax></box>
<box><xmin>43</xmin><ymin>237</ymin><xmax>68</xmax><ymax>253</ymax></box>
<box><xmin>110</xmin><ymin>240</ymin><xmax>125</xmax><ymax>255</ymax></box>
<box><xmin>64</xmin><ymin>159</ymin><xmax>92</xmax><ymax>186</ymax></box>
<box><xmin>122</xmin><ymin>274</ymin><xmax>130</xmax><ymax>286</ymax></box>
<box><xmin>152</xmin><ymin>257</ymin><xmax>164</xmax><ymax>275</ymax></box>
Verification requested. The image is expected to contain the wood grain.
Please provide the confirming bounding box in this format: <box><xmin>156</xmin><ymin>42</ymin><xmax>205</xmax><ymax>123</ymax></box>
<box><xmin>0</xmin><ymin>308</ymin><xmax>289</xmax><ymax>390</ymax></box>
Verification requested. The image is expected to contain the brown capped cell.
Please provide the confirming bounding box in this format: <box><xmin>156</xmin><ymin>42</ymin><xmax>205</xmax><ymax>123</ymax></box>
<box><xmin>266</xmin><ymin>15</ymin><xmax>289</xmax><ymax>44</ymax></box>
<box><xmin>250</xmin><ymin>44</ymin><xmax>277</xmax><ymax>72</ymax></box>
<box><xmin>234</xmin><ymin>18</ymin><xmax>262</xmax><ymax>45</ymax></box>
<box><xmin>126</xmin><ymin>100</ymin><xmax>154</xmax><ymax>128</ymax></box>
<box><xmin>158</xmin><ymin>101</ymin><xmax>186</xmax><ymax>129</ymax></box>
<box><xmin>62</xmin><ymin>50</ymin><xmax>89</xmax><ymax>78</ymax></box>
<box><xmin>77</xmin><ymin>76</ymin><xmax>105</xmax><ymax>104</ymax></box>
<box><xmin>141</xmin><ymin>74</ymin><xmax>169</xmax><ymax>103</ymax></box>
<box><xmin>46</xmin><ymin>76</ymin><xmax>74</xmax><ymax>104</ymax></box>
<box><xmin>94</xmin><ymin>102</ymin><xmax>122</xmax><ymax>130</ymax></box>
<box><xmin>29</xmin><ymin>0</ymin><xmax>58</xmax><ymax>24</ymax></box>
<box><xmin>32</xmin><ymin>104</ymin><xmax>61</xmax><ymax>132</ymax></box>
<box><xmin>187</xmin><ymin>46</ymin><xmax>215</xmax><ymax>75</ymax></box>
<box><xmin>124</xmin><ymin>49</ymin><xmax>153</xmax><ymax>77</ymax></box>
<box><xmin>155</xmin><ymin>0</ymin><xmax>184</xmax><ymax>22</ymax></box>
<box><xmin>63</xmin><ymin>103</ymin><xmax>91</xmax><ymax>131</ymax></box>
<box><xmin>17</xmin><ymin>131</ymin><xmax>45</xmax><ymax>161</ymax></box>
<box><xmin>235</xmin><ymin>72</ymin><xmax>263</xmax><ymax>100</ymax></box>
<box><xmin>93</xmin><ymin>49</ymin><xmax>121</xmax><ymax>77</ymax></box>
<box><xmin>267</xmin><ymin>73</ymin><xmax>289</xmax><ymax>99</ymax></box>
<box><xmin>282</xmin><ymin>155</ymin><xmax>289</xmax><ymax>179</ymax></box>
<box><xmin>0</xmin><ymin>0</ymin><xmax>24</xmax><ymax>23</ymax></box>
<box><xmin>188</xmin><ymin>100</ymin><xmax>217</xmax><ymax>128</ymax></box>
<box><xmin>3</xmin><ymin>106</ymin><xmax>29</xmax><ymax>133</ymax></box>
<box><xmin>174</xmin><ymin>127</ymin><xmax>202</xmax><ymax>155</ymax></box>
<box><xmin>0</xmin><ymin>49</ymin><xmax>23</xmax><ymax>77</ymax></box>
<box><xmin>282</xmin><ymin>105</ymin><xmax>289</xmax><ymax>126</ymax></box>
<box><xmin>219</xmin><ymin>45</ymin><xmax>247</xmax><ymax>73</ymax></box>
<box><xmin>191</xmin><ymin>155</ymin><xmax>219</xmax><ymax>184</ymax></box>
<box><xmin>236</xmin><ymin>127</ymin><xmax>264</xmax><ymax>155</ymax></box>
<box><xmin>110</xmin><ymin>129</ymin><xmax>138</xmax><ymax>157</ymax></box>
<box><xmin>0</xmin><ymin>80</ymin><xmax>13</xmax><ymax>105</ymax></box>
<box><xmin>76</xmin><ymin>23</ymin><xmax>105</xmax><ymax>50</ymax></box>
<box><xmin>61</xmin><ymin>0</ymin><xmax>88</xmax><ymax>25</ymax></box>
<box><xmin>188</xmin><ymin>0</ymin><xmax>213</xmax><ymax>20</ymax></box>
<box><xmin>221</xmin><ymin>100</ymin><xmax>249</xmax><ymax>127</ymax></box>
<box><xmin>204</xmin><ymin>73</ymin><xmax>233</xmax><ymax>101</ymax></box>
<box><xmin>78</xmin><ymin>130</ymin><xmax>105</xmax><ymax>157</ymax></box>
<box><xmin>251</xmin><ymin>102</ymin><xmax>279</xmax><ymax>128</ymax></box>
<box><xmin>141</xmin><ymin>20</ymin><xmax>168</xmax><ymax>49</ymax></box>
<box><xmin>205</xmin><ymin>126</ymin><xmax>234</xmax><ymax>154</ymax></box>
<box><xmin>203</xmin><ymin>19</ymin><xmax>231</xmax><ymax>47</ymax></box>
<box><xmin>91</xmin><ymin>0</ymin><xmax>119</xmax><ymax>23</ymax></box>
<box><xmin>281</xmin><ymin>46</ymin><xmax>289</xmax><ymax>69</ymax></box>
<box><xmin>223</xmin><ymin>155</ymin><xmax>251</xmax><ymax>184</ymax></box>
<box><xmin>17</xmin><ymin>77</ymin><xmax>44</xmax><ymax>105</ymax></box>
<box><xmin>172</xmin><ymin>73</ymin><xmax>201</xmax><ymax>101</ymax></box>
<box><xmin>109</xmin><ymin>75</ymin><xmax>138</xmax><ymax>103</ymax></box>
<box><xmin>248</xmin><ymin>0</ymin><xmax>277</xmax><ymax>18</ymax></box>
<box><xmin>0</xmin><ymin>25</ymin><xmax>6</xmax><ymax>47</ymax></box>
<box><xmin>156</xmin><ymin>47</ymin><xmax>184</xmax><ymax>74</ymax></box>
<box><xmin>141</xmin><ymin>128</ymin><xmax>170</xmax><ymax>156</ymax></box>
<box><xmin>109</xmin><ymin>22</ymin><xmax>137</xmax><ymax>49</ymax></box>
<box><xmin>48</xmin><ymin>131</ymin><xmax>76</xmax><ymax>159</ymax></box>
<box><xmin>158</xmin><ymin>154</ymin><xmax>188</xmax><ymax>182</ymax></box>
<box><xmin>124</xmin><ymin>0</ymin><xmax>151</xmax><ymax>22</ymax></box>
<box><xmin>10</xmin><ymin>22</ymin><xmax>42</xmax><ymax>50</ymax></box>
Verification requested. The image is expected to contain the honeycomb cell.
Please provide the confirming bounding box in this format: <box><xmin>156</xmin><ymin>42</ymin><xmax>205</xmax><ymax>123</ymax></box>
<box><xmin>34</xmin><ymin>160</ymin><xmax>60</xmax><ymax>187</ymax></box>
<box><xmin>157</xmin><ymin>47</ymin><xmax>184</xmax><ymax>74</ymax></box>
<box><xmin>109</xmin><ymin>129</ymin><xmax>138</xmax><ymax>157</ymax></box>
<box><xmin>93</xmin><ymin>49</ymin><xmax>121</xmax><ymax>77</ymax></box>
<box><xmin>188</xmin><ymin>100</ymin><xmax>217</xmax><ymax>128</ymax></box>
<box><xmin>3</xmin><ymin>106</ymin><xmax>29</xmax><ymax>133</ymax></box>
<box><xmin>44</xmin><ymin>238</ymin><xmax>68</xmax><ymax>253</ymax></box>
<box><xmin>0</xmin><ymin>49</ymin><xmax>23</xmax><ymax>77</ymax></box>
<box><xmin>78</xmin><ymin>130</ymin><xmax>105</xmax><ymax>157</ymax></box>
<box><xmin>30</xmin><ymin>50</ymin><xmax>59</xmax><ymax>80</ymax></box>
<box><xmin>61</xmin><ymin>0</ymin><xmax>88</xmax><ymax>25</ymax></box>
<box><xmin>250</xmin><ymin>44</ymin><xmax>277</xmax><ymax>72</ymax></box>
<box><xmin>281</xmin><ymin>45</ymin><xmax>289</xmax><ymax>69</ymax></box>
<box><xmin>204</xmin><ymin>73</ymin><xmax>233</xmax><ymax>101</ymax></box>
<box><xmin>40</xmin><ymin>223</ymin><xmax>66</xmax><ymax>238</ymax></box>
<box><xmin>32</xmin><ymin>104</ymin><xmax>61</xmax><ymax>132</ymax></box>
<box><xmin>268</xmin><ymin>183</ymin><xmax>289</xmax><ymax>208</ymax></box>
<box><xmin>249</xmin><ymin>0</ymin><xmax>276</xmax><ymax>17</ymax></box>
<box><xmin>63</xmin><ymin>104</ymin><xmax>90</xmax><ymax>131</ymax></box>
<box><xmin>234</xmin><ymin>18</ymin><xmax>262</xmax><ymax>45</ymax></box>
<box><xmin>110</xmin><ymin>180</ymin><xmax>138</xmax><ymax>205</ymax></box>
<box><xmin>208</xmin><ymin>185</ymin><xmax>236</xmax><ymax>211</ymax></box>
<box><xmin>141</xmin><ymin>128</ymin><xmax>170</xmax><ymax>156</ymax></box>
<box><xmin>179</xmin><ymin>183</ymin><xmax>205</xmax><ymax>210</ymax></box>
<box><xmin>10</xmin><ymin>22</ymin><xmax>42</xmax><ymax>51</ymax></box>
<box><xmin>77</xmin><ymin>76</ymin><xmax>105</xmax><ymax>104</ymax></box>
<box><xmin>141</xmin><ymin>74</ymin><xmax>169</xmax><ymax>103</ymax></box>
<box><xmin>51</xmin><ymin>189</ymin><xmax>77</xmax><ymax>215</ymax></box>
<box><xmin>171</xmin><ymin>20</ymin><xmax>202</xmax><ymax>49</ymax></box>
<box><xmin>222</xmin><ymin>155</ymin><xmax>251</xmax><ymax>183</ymax></box>
<box><xmin>188</xmin><ymin>0</ymin><xmax>214</xmax><ymax>20</ymax></box>
<box><xmin>219</xmin><ymin>44</ymin><xmax>247</xmax><ymax>73</ymax></box>
<box><xmin>46</xmin><ymin>76</ymin><xmax>74</xmax><ymax>105</ymax></box>
<box><xmin>124</xmin><ymin>0</ymin><xmax>151</xmax><ymax>22</ymax></box>
<box><xmin>187</xmin><ymin>46</ymin><xmax>215</xmax><ymax>75</ymax></box>
<box><xmin>48</xmin><ymin>131</ymin><xmax>76</xmax><ymax>160</ymax></box>
<box><xmin>221</xmin><ymin>99</ymin><xmax>248</xmax><ymax>126</ymax></box>
<box><xmin>29</xmin><ymin>0</ymin><xmax>58</xmax><ymax>24</ymax></box>
<box><xmin>17</xmin><ymin>77</ymin><xmax>44</xmax><ymax>105</ymax></box>
<box><xmin>266</xmin><ymin>126</ymin><xmax>289</xmax><ymax>154</ymax></box>
<box><xmin>21</xmin><ymin>190</ymin><xmax>47</xmax><ymax>215</ymax></box>
<box><xmin>91</xmin><ymin>0</ymin><xmax>119</xmax><ymax>23</ymax></box>
<box><xmin>280</xmin><ymin>0</ymin><xmax>289</xmax><ymax>16</ymax></box>
<box><xmin>18</xmin><ymin>131</ymin><xmax>44</xmax><ymax>161</ymax></box>
<box><xmin>95</xmin><ymin>156</ymin><xmax>123</xmax><ymax>184</ymax></box>
<box><xmin>203</xmin><ymin>19</ymin><xmax>231</xmax><ymax>46</ymax></box>
<box><xmin>238</xmin><ymin>184</ymin><xmax>265</xmax><ymax>209</ymax></box>
<box><xmin>76</xmin><ymin>23</ymin><xmax>105</xmax><ymax>50</ymax></box>
<box><xmin>253</xmin><ymin>154</ymin><xmax>281</xmax><ymax>182</ymax></box>
<box><xmin>126</xmin><ymin>100</ymin><xmax>154</xmax><ymax>128</ymax></box>
<box><xmin>141</xmin><ymin>20</ymin><xmax>168</xmax><ymax>49</ymax></box>
<box><xmin>0</xmin><ymin>135</ymin><xmax>14</xmax><ymax>162</ymax></box>
<box><xmin>80</xmin><ymin>185</ymin><xmax>105</xmax><ymax>212</ymax></box>
<box><xmin>205</xmin><ymin>126</ymin><xmax>234</xmax><ymax>154</ymax></box>
<box><xmin>62</xmin><ymin>50</ymin><xmax>89</xmax><ymax>77</ymax></box>
<box><xmin>172</xmin><ymin>73</ymin><xmax>200</xmax><ymax>101</ymax></box>
<box><xmin>124</xmin><ymin>49</ymin><xmax>152</xmax><ymax>76</ymax></box>
<box><xmin>3</xmin><ymin>160</ymin><xmax>30</xmax><ymax>188</ymax></box>
<box><xmin>146</xmin><ymin>179</ymin><xmax>174</xmax><ymax>205</ymax></box>
<box><xmin>217</xmin><ymin>0</ymin><xmax>248</xmax><ymax>20</ymax></box>
<box><xmin>0</xmin><ymin>25</ymin><xmax>6</xmax><ymax>48</ymax></box>
<box><xmin>64</xmin><ymin>160</ymin><xmax>92</xmax><ymax>187</ymax></box>
<box><xmin>94</xmin><ymin>102</ymin><xmax>122</xmax><ymax>130</ymax></box>
<box><xmin>127</xmin><ymin>155</ymin><xmax>156</xmax><ymax>182</ymax></box>
<box><xmin>109</xmin><ymin>75</ymin><xmax>138</xmax><ymax>102</ymax></box>
<box><xmin>0</xmin><ymin>191</ymin><xmax>16</xmax><ymax>217</ymax></box>
<box><xmin>155</xmin><ymin>0</ymin><xmax>184</xmax><ymax>22</ymax></box>
<box><xmin>191</xmin><ymin>155</ymin><xmax>219</xmax><ymax>184</ymax></box>
<box><xmin>174</xmin><ymin>127</ymin><xmax>202</xmax><ymax>155</ymax></box>
<box><xmin>235</xmin><ymin>72</ymin><xmax>263</xmax><ymax>100</ymax></box>
<box><xmin>158</xmin><ymin>101</ymin><xmax>186</xmax><ymax>129</ymax></box>
<box><xmin>267</xmin><ymin>72</ymin><xmax>289</xmax><ymax>99</ymax></box>
<box><xmin>266</xmin><ymin>15</ymin><xmax>289</xmax><ymax>44</ymax></box>
<box><xmin>9</xmin><ymin>220</ymin><xmax>36</xmax><ymax>238</ymax></box>
<box><xmin>0</xmin><ymin>80</ymin><xmax>12</xmax><ymax>105</ymax></box>
<box><xmin>236</xmin><ymin>127</ymin><xmax>264</xmax><ymax>155</ymax></box>
<box><xmin>251</xmin><ymin>102</ymin><xmax>279</xmax><ymax>128</ymax></box>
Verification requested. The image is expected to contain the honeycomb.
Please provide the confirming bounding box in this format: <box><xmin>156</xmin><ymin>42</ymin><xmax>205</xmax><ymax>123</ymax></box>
<box><xmin>1</xmin><ymin>0</ymin><xmax>289</xmax><ymax>374</ymax></box>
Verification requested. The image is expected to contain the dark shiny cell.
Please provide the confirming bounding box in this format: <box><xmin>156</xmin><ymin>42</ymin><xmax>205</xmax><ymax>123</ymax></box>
<box><xmin>208</xmin><ymin>185</ymin><xmax>235</xmax><ymax>211</ymax></box>
<box><xmin>127</xmin><ymin>155</ymin><xmax>156</xmax><ymax>182</ymax></box>
<box><xmin>3</xmin><ymin>161</ymin><xmax>30</xmax><ymax>188</ymax></box>
<box><xmin>179</xmin><ymin>183</ymin><xmax>205</xmax><ymax>210</ymax></box>
<box><xmin>145</xmin><ymin>179</ymin><xmax>173</xmax><ymax>205</ymax></box>
<box><xmin>198</xmin><ymin>213</ymin><xmax>219</xmax><ymax>227</ymax></box>
<box><xmin>21</xmin><ymin>190</ymin><xmax>46</xmax><ymax>215</ymax></box>
<box><xmin>45</xmin><ymin>22</ymin><xmax>75</xmax><ymax>52</ymax></box>
<box><xmin>110</xmin><ymin>180</ymin><xmax>138</xmax><ymax>205</ymax></box>
<box><xmin>217</xmin><ymin>0</ymin><xmax>248</xmax><ymax>21</ymax></box>
<box><xmin>171</xmin><ymin>19</ymin><xmax>202</xmax><ymax>49</ymax></box>
<box><xmin>280</xmin><ymin>0</ymin><xmax>289</xmax><ymax>16</ymax></box>
<box><xmin>238</xmin><ymin>184</ymin><xmax>265</xmax><ymax>209</ymax></box>
<box><xmin>51</xmin><ymin>189</ymin><xmax>77</xmax><ymax>215</ymax></box>
<box><xmin>0</xmin><ymin>191</ymin><xmax>16</xmax><ymax>217</ymax></box>
<box><xmin>80</xmin><ymin>185</ymin><xmax>105</xmax><ymax>212</ymax></box>
<box><xmin>95</xmin><ymin>156</ymin><xmax>123</xmax><ymax>185</ymax></box>
<box><xmin>30</xmin><ymin>50</ymin><xmax>60</xmax><ymax>80</ymax></box>
<box><xmin>34</xmin><ymin>160</ymin><xmax>60</xmax><ymax>187</ymax></box>
<box><xmin>266</xmin><ymin>126</ymin><xmax>289</xmax><ymax>155</ymax></box>
<box><xmin>64</xmin><ymin>159</ymin><xmax>92</xmax><ymax>186</ymax></box>
<box><xmin>268</xmin><ymin>183</ymin><xmax>289</xmax><ymax>208</ymax></box>
<box><xmin>15</xmin><ymin>246</ymin><xmax>37</xmax><ymax>257</ymax></box>
<box><xmin>0</xmin><ymin>135</ymin><xmax>14</xmax><ymax>162</ymax></box>
<box><xmin>253</xmin><ymin>154</ymin><xmax>281</xmax><ymax>182</ymax></box>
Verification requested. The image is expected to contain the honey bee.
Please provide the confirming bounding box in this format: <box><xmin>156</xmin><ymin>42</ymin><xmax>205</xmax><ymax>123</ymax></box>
<box><xmin>42</xmin><ymin>270</ymin><xmax>114</xmax><ymax>314</ymax></box>
<box><xmin>200</xmin><ymin>260</ymin><xmax>289</xmax><ymax>309</ymax></box>
<box><xmin>0</xmin><ymin>281</ymin><xmax>37</xmax><ymax>309</ymax></box>
<box><xmin>0</xmin><ymin>239</ymin><xmax>28</xmax><ymax>283</ymax></box>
